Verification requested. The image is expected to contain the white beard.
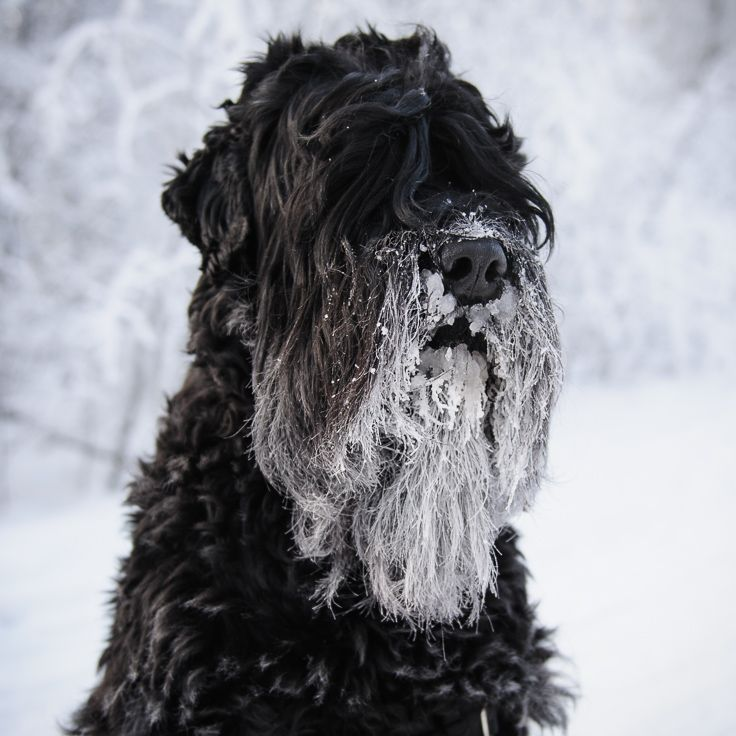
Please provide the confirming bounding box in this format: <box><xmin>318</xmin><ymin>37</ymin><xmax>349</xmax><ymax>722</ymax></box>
<box><xmin>252</xmin><ymin>220</ymin><xmax>563</xmax><ymax>627</ymax></box>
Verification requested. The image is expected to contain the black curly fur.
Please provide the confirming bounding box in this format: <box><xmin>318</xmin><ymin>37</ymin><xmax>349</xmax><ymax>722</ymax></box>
<box><xmin>69</xmin><ymin>27</ymin><xmax>571</xmax><ymax>736</ymax></box>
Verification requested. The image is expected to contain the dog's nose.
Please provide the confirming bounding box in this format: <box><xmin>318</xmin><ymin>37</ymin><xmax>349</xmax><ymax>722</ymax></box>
<box><xmin>439</xmin><ymin>238</ymin><xmax>508</xmax><ymax>305</ymax></box>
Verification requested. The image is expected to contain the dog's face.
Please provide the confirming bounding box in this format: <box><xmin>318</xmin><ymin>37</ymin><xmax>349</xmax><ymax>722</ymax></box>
<box><xmin>163</xmin><ymin>28</ymin><xmax>562</xmax><ymax>627</ymax></box>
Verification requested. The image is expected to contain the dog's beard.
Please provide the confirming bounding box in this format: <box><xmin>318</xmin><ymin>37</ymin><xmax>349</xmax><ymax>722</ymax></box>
<box><xmin>251</xmin><ymin>221</ymin><xmax>563</xmax><ymax>627</ymax></box>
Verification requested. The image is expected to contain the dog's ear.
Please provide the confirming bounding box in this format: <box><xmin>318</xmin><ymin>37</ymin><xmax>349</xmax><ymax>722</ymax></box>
<box><xmin>162</xmin><ymin>35</ymin><xmax>313</xmax><ymax>271</ymax></box>
<box><xmin>162</xmin><ymin>121</ymin><xmax>250</xmax><ymax>270</ymax></box>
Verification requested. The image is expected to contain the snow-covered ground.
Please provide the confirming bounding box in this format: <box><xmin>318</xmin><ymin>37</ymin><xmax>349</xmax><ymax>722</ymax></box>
<box><xmin>2</xmin><ymin>380</ymin><xmax>734</xmax><ymax>735</ymax></box>
<box><xmin>519</xmin><ymin>381</ymin><xmax>736</xmax><ymax>736</ymax></box>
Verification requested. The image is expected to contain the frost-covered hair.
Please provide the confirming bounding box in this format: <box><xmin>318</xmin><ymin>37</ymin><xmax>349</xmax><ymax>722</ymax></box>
<box><xmin>252</xmin><ymin>217</ymin><xmax>562</xmax><ymax>626</ymax></box>
<box><xmin>161</xmin><ymin>28</ymin><xmax>560</xmax><ymax>627</ymax></box>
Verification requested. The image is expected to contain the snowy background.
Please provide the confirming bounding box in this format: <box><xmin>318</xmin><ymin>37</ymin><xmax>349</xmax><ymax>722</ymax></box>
<box><xmin>1</xmin><ymin>1</ymin><xmax>734</xmax><ymax>734</ymax></box>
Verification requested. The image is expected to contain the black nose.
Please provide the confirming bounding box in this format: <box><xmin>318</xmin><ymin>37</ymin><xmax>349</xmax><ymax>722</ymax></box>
<box><xmin>439</xmin><ymin>238</ymin><xmax>508</xmax><ymax>305</ymax></box>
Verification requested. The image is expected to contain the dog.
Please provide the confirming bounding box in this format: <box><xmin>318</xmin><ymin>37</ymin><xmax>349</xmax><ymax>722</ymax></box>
<box><xmin>69</xmin><ymin>27</ymin><xmax>570</xmax><ymax>736</ymax></box>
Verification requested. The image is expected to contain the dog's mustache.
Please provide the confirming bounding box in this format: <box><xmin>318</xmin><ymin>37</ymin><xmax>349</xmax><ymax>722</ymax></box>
<box><xmin>249</xmin><ymin>220</ymin><xmax>562</xmax><ymax>627</ymax></box>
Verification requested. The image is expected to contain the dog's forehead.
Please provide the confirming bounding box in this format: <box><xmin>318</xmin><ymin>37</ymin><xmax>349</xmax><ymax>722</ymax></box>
<box><xmin>159</xmin><ymin>30</ymin><xmax>553</xmax><ymax>293</ymax></box>
<box><xmin>246</xmin><ymin>35</ymin><xmax>458</xmax><ymax>121</ymax></box>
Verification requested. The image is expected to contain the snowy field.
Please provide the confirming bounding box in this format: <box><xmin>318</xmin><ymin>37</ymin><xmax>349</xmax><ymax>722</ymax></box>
<box><xmin>2</xmin><ymin>380</ymin><xmax>734</xmax><ymax>736</ymax></box>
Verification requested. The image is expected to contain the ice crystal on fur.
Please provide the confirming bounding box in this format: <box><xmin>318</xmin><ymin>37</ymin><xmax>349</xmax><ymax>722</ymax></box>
<box><xmin>252</xmin><ymin>220</ymin><xmax>562</xmax><ymax>627</ymax></box>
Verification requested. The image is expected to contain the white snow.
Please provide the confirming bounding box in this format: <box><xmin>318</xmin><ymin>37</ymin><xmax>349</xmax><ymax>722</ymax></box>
<box><xmin>518</xmin><ymin>380</ymin><xmax>736</xmax><ymax>735</ymax></box>
<box><xmin>0</xmin><ymin>494</ymin><xmax>130</xmax><ymax>736</ymax></box>
<box><xmin>2</xmin><ymin>381</ymin><xmax>735</xmax><ymax>735</ymax></box>
<box><xmin>422</xmin><ymin>270</ymin><xmax>453</xmax><ymax>321</ymax></box>
<box><xmin>411</xmin><ymin>345</ymin><xmax>489</xmax><ymax>430</ymax></box>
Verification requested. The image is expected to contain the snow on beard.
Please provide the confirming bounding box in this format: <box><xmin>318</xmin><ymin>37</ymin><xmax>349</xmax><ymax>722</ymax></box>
<box><xmin>251</xmin><ymin>218</ymin><xmax>563</xmax><ymax>628</ymax></box>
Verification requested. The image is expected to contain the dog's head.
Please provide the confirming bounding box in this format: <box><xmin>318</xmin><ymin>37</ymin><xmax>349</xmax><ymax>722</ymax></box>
<box><xmin>163</xmin><ymin>27</ymin><xmax>562</xmax><ymax>627</ymax></box>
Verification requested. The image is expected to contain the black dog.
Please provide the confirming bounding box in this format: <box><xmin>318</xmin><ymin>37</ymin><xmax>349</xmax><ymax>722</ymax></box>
<box><xmin>70</xmin><ymin>27</ymin><xmax>570</xmax><ymax>736</ymax></box>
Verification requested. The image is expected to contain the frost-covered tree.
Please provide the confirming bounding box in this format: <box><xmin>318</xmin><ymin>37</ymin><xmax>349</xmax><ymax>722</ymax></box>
<box><xmin>1</xmin><ymin>0</ymin><xmax>734</xmax><ymax>507</ymax></box>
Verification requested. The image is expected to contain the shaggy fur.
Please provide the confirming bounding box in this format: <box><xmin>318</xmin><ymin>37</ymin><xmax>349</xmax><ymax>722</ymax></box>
<box><xmin>69</xmin><ymin>27</ymin><xmax>571</xmax><ymax>736</ymax></box>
